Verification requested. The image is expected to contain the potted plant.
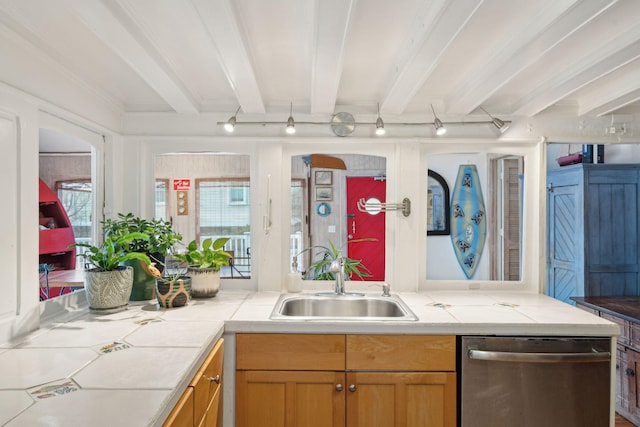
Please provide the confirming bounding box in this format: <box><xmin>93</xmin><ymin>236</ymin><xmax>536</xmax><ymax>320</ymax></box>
<box><xmin>301</xmin><ymin>239</ymin><xmax>372</xmax><ymax>281</ymax></box>
<box><xmin>174</xmin><ymin>237</ymin><xmax>231</xmax><ymax>298</ymax></box>
<box><xmin>102</xmin><ymin>213</ymin><xmax>182</xmax><ymax>301</ymax></box>
<box><xmin>151</xmin><ymin>266</ymin><xmax>192</xmax><ymax>309</ymax></box>
<box><xmin>71</xmin><ymin>232</ymin><xmax>151</xmax><ymax>313</ymax></box>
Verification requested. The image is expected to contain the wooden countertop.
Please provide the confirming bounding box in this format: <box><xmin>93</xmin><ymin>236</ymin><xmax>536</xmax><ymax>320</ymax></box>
<box><xmin>572</xmin><ymin>296</ymin><xmax>640</xmax><ymax>325</ymax></box>
<box><xmin>40</xmin><ymin>269</ymin><xmax>84</xmax><ymax>288</ymax></box>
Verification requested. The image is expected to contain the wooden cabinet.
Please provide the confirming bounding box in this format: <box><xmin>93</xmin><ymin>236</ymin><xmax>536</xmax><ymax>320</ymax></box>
<box><xmin>235</xmin><ymin>334</ymin><xmax>456</xmax><ymax>427</ymax></box>
<box><xmin>574</xmin><ymin>299</ymin><xmax>640</xmax><ymax>424</ymax></box>
<box><xmin>164</xmin><ymin>339</ymin><xmax>224</xmax><ymax>427</ymax></box>
<box><xmin>547</xmin><ymin>165</ymin><xmax>640</xmax><ymax>305</ymax></box>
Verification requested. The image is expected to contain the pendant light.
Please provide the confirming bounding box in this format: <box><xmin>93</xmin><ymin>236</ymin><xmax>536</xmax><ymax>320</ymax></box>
<box><xmin>375</xmin><ymin>103</ymin><xmax>386</xmax><ymax>136</ymax></box>
<box><xmin>479</xmin><ymin>106</ymin><xmax>509</xmax><ymax>133</ymax></box>
<box><xmin>286</xmin><ymin>102</ymin><xmax>296</xmax><ymax>135</ymax></box>
<box><xmin>224</xmin><ymin>106</ymin><xmax>241</xmax><ymax>133</ymax></box>
<box><xmin>431</xmin><ymin>104</ymin><xmax>447</xmax><ymax>136</ymax></box>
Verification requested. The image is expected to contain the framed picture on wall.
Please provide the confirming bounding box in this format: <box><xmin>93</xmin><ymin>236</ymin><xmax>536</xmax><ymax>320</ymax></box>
<box><xmin>315</xmin><ymin>170</ymin><xmax>333</xmax><ymax>185</ymax></box>
<box><xmin>315</xmin><ymin>186</ymin><xmax>333</xmax><ymax>201</ymax></box>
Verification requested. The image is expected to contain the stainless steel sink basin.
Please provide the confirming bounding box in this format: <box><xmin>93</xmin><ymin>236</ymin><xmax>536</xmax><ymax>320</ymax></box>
<box><xmin>269</xmin><ymin>293</ymin><xmax>418</xmax><ymax>321</ymax></box>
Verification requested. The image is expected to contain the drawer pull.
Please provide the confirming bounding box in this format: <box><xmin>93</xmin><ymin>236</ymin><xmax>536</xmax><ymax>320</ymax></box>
<box><xmin>349</xmin><ymin>384</ymin><xmax>357</xmax><ymax>392</ymax></box>
<box><xmin>206</xmin><ymin>375</ymin><xmax>221</xmax><ymax>384</ymax></box>
<box><xmin>626</xmin><ymin>368</ymin><xmax>635</xmax><ymax>377</ymax></box>
<box><xmin>335</xmin><ymin>384</ymin><xmax>343</xmax><ymax>391</ymax></box>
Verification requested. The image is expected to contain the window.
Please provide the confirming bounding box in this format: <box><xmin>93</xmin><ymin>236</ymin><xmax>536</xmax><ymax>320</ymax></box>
<box><xmin>290</xmin><ymin>179</ymin><xmax>306</xmax><ymax>269</ymax></box>
<box><xmin>198</xmin><ymin>178</ymin><xmax>251</xmax><ymax>278</ymax></box>
<box><xmin>155</xmin><ymin>179</ymin><xmax>169</xmax><ymax>220</ymax></box>
<box><xmin>228</xmin><ymin>187</ymin><xmax>248</xmax><ymax>205</ymax></box>
<box><xmin>56</xmin><ymin>180</ymin><xmax>92</xmax><ymax>270</ymax></box>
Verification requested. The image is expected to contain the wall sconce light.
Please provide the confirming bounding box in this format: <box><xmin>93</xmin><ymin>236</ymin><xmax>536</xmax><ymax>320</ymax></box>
<box><xmin>286</xmin><ymin>102</ymin><xmax>296</xmax><ymax>135</ymax></box>
<box><xmin>479</xmin><ymin>106</ymin><xmax>509</xmax><ymax>133</ymax></box>
<box><xmin>224</xmin><ymin>106</ymin><xmax>241</xmax><ymax>133</ymax></box>
<box><xmin>375</xmin><ymin>103</ymin><xmax>385</xmax><ymax>136</ymax></box>
<box><xmin>431</xmin><ymin>104</ymin><xmax>447</xmax><ymax>136</ymax></box>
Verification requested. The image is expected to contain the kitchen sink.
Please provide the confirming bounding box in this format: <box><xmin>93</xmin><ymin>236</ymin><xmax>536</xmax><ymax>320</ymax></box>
<box><xmin>269</xmin><ymin>293</ymin><xmax>418</xmax><ymax>321</ymax></box>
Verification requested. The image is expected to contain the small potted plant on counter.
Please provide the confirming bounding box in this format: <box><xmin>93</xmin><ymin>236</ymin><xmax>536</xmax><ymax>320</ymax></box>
<box><xmin>102</xmin><ymin>213</ymin><xmax>182</xmax><ymax>301</ymax></box>
<box><xmin>174</xmin><ymin>237</ymin><xmax>231</xmax><ymax>298</ymax></box>
<box><xmin>301</xmin><ymin>239</ymin><xmax>372</xmax><ymax>280</ymax></box>
<box><xmin>71</xmin><ymin>232</ymin><xmax>151</xmax><ymax>313</ymax></box>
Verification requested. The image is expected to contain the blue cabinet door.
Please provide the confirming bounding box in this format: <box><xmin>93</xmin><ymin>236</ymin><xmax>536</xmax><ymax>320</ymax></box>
<box><xmin>547</xmin><ymin>167</ymin><xmax>584</xmax><ymax>304</ymax></box>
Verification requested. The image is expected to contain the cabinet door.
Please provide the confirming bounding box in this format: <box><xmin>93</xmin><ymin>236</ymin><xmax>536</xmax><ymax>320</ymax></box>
<box><xmin>625</xmin><ymin>348</ymin><xmax>640</xmax><ymax>422</ymax></box>
<box><xmin>346</xmin><ymin>372</ymin><xmax>456</xmax><ymax>427</ymax></box>
<box><xmin>163</xmin><ymin>386</ymin><xmax>194</xmax><ymax>427</ymax></box>
<box><xmin>546</xmin><ymin>177</ymin><xmax>583</xmax><ymax>304</ymax></box>
<box><xmin>236</xmin><ymin>370</ymin><xmax>345</xmax><ymax>427</ymax></box>
<box><xmin>192</xmin><ymin>339</ymin><xmax>224</xmax><ymax>424</ymax></box>
<box><xmin>584</xmin><ymin>167</ymin><xmax>640</xmax><ymax>296</ymax></box>
<box><xmin>618</xmin><ymin>345</ymin><xmax>630</xmax><ymax>414</ymax></box>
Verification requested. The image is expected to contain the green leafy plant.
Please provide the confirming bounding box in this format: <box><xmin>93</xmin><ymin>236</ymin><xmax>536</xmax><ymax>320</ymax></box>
<box><xmin>300</xmin><ymin>239</ymin><xmax>374</xmax><ymax>280</ymax></box>
<box><xmin>71</xmin><ymin>232</ymin><xmax>151</xmax><ymax>272</ymax></box>
<box><xmin>174</xmin><ymin>238</ymin><xmax>232</xmax><ymax>271</ymax></box>
<box><xmin>102</xmin><ymin>213</ymin><xmax>182</xmax><ymax>258</ymax></box>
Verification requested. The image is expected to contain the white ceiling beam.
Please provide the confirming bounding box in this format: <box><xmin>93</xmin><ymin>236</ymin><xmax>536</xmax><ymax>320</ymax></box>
<box><xmin>379</xmin><ymin>0</ymin><xmax>482</xmax><ymax>115</ymax></box>
<box><xmin>67</xmin><ymin>0</ymin><xmax>199</xmax><ymax>114</ymax></box>
<box><xmin>578</xmin><ymin>62</ymin><xmax>640</xmax><ymax>116</ymax></box>
<box><xmin>587</xmin><ymin>89</ymin><xmax>640</xmax><ymax>117</ymax></box>
<box><xmin>514</xmin><ymin>30</ymin><xmax>640</xmax><ymax>117</ymax></box>
<box><xmin>191</xmin><ymin>0</ymin><xmax>265</xmax><ymax>114</ymax></box>
<box><xmin>310</xmin><ymin>0</ymin><xmax>356</xmax><ymax>114</ymax></box>
<box><xmin>445</xmin><ymin>0</ymin><xmax>616</xmax><ymax>115</ymax></box>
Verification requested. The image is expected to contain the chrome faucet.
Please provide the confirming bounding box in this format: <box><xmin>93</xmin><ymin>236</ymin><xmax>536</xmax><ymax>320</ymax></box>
<box><xmin>330</xmin><ymin>254</ymin><xmax>346</xmax><ymax>295</ymax></box>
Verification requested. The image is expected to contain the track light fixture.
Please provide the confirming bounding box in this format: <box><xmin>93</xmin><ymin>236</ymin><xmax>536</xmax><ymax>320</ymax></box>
<box><xmin>286</xmin><ymin>102</ymin><xmax>296</xmax><ymax>135</ymax></box>
<box><xmin>431</xmin><ymin>104</ymin><xmax>447</xmax><ymax>136</ymax></box>
<box><xmin>375</xmin><ymin>103</ymin><xmax>385</xmax><ymax>136</ymax></box>
<box><xmin>479</xmin><ymin>106</ymin><xmax>509</xmax><ymax>133</ymax></box>
<box><xmin>217</xmin><ymin>106</ymin><xmax>512</xmax><ymax>136</ymax></box>
<box><xmin>224</xmin><ymin>106</ymin><xmax>241</xmax><ymax>133</ymax></box>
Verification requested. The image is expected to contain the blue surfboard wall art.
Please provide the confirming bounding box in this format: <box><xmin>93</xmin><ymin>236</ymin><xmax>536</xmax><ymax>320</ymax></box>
<box><xmin>450</xmin><ymin>164</ymin><xmax>486</xmax><ymax>279</ymax></box>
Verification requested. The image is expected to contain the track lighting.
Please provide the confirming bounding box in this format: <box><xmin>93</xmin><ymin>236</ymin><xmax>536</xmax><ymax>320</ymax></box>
<box><xmin>479</xmin><ymin>106</ymin><xmax>509</xmax><ymax>133</ymax></box>
<box><xmin>217</xmin><ymin>106</ymin><xmax>512</xmax><ymax>136</ymax></box>
<box><xmin>431</xmin><ymin>104</ymin><xmax>447</xmax><ymax>136</ymax></box>
<box><xmin>224</xmin><ymin>106</ymin><xmax>241</xmax><ymax>133</ymax></box>
<box><xmin>375</xmin><ymin>103</ymin><xmax>385</xmax><ymax>136</ymax></box>
<box><xmin>286</xmin><ymin>102</ymin><xmax>296</xmax><ymax>135</ymax></box>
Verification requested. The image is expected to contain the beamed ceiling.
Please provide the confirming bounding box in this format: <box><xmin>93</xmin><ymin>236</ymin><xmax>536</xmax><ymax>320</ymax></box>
<box><xmin>3</xmin><ymin>0</ymin><xmax>640</xmax><ymax>127</ymax></box>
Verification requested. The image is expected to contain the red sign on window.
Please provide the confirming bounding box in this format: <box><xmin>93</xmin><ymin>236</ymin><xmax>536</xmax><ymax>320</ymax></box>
<box><xmin>173</xmin><ymin>179</ymin><xmax>191</xmax><ymax>190</ymax></box>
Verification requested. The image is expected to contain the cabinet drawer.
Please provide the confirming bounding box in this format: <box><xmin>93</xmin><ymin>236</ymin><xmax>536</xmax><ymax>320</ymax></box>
<box><xmin>346</xmin><ymin>335</ymin><xmax>455</xmax><ymax>371</ymax></box>
<box><xmin>236</xmin><ymin>334</ymin><xmax>345</xmax><ymax>370</ymax></box>
<box><xmin>191</xmin><ymin>339</ymin><xmax>224</xmax><ymax>424</ymax></box>
<box><xmin>602</xmin><ymin>313</ymin><xmax>629</xmax><ymax>346</ymax></box>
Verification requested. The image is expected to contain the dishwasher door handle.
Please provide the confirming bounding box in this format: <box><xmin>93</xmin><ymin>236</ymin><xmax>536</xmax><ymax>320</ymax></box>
<box><xmin>468</xmin><ymin>348</ymin><xmax>611</xmax><ymax>363</ymax></box>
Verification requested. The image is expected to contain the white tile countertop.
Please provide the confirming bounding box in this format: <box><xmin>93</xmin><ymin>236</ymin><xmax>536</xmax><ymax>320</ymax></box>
<box><xmin>0</xmin><ymin>289</ymin><xmax>619</xmax><ymax>426</ymax></box>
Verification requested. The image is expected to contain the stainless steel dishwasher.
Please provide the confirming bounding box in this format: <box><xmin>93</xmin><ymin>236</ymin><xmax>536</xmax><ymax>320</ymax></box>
<box><xmin>461</xmin><ymin>336</ymin><xmax>611</xmax><ymax>427</ymax></box>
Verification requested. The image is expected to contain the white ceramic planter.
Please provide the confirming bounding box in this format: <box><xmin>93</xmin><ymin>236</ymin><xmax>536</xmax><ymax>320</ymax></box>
<box><xmin>84</xmin><ymin>266</ymin><xmax>134</xmax><ymax>314</ymax></box>
<box><xmin>188</xmin><ymin>267</ymin><xmax>220</xmax><ymax>298</ymax></box>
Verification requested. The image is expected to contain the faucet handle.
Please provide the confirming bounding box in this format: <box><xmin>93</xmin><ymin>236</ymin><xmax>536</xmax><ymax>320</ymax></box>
<box><xmin>368</xmin><ymin>283</ymin><xmax>390</xmax><ymax>297</ymax></box>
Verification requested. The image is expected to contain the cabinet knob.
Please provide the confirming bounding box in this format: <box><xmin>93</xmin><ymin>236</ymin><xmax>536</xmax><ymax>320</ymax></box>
<box><xmin>626</xmin><ymin>368</ymin><xmax>635</xmax><ymax>377</ymax></box>
<box><xmin>206</xmin><ymin>375</ymin><xmax>221</xmax><ymax>384</ymax></box>
<box><xmin>335</xmin><ymin>384</ymin><xmax>343</xmax><ymax>391</ymax></box>
<box><xmin>349</xmin><ymin>384</ymin><xmax>357</xmax><ymax>392</ymax></box>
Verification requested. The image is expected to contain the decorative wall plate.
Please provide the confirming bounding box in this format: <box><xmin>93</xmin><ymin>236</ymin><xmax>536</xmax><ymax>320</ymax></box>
<box><xmin>331</xmin><ymin>112</ymin><xmax>355</xmax><ymax>137</ymax></box>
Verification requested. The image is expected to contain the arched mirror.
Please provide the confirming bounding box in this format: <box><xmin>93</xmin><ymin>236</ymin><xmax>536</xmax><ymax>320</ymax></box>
<box><xmin>427</xmin><ymin>152</ymin><xmax>523</xmax><ymax>281</ymax></box>
<box><xmin>291</xmin><ymin>154</ymin><xmax>386</xmax><ymax>281</ymax></box>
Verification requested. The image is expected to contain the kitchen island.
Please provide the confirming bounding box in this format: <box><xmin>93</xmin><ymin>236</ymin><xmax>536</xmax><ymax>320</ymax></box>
<box><xmin>0</xmin><ymin>290</ymin><xmax>619</xmax><ymax>426</ymax></box>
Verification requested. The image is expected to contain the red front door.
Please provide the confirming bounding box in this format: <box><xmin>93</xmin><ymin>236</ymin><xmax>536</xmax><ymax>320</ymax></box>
<box><xmin>346</xmin><ymin>177</ymin><xmax>386</xmax><ymax>281</ymax></box>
